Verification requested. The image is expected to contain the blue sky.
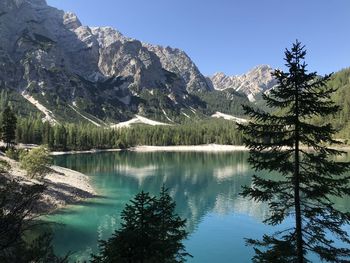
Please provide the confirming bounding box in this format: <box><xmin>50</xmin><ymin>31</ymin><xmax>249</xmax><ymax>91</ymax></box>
<box><xmin>47</xmin><ymin>0</ymin><xmax>350</xmax><ymax>76</ymax></box>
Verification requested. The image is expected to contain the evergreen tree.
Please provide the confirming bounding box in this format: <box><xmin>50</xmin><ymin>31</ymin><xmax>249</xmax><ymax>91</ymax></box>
<box><xmin>92</xmin><ymin>189</ymin><xmax>191</xmax><ymax>263</ymax></box>
<box><xmin>154</xmin><ymin>186</ymin><xmax>191</xmax><ymax>263</ymax></box>
<box><xmin>0</xmin><ymin>89</ymin><xmax>8</xmax><ymax>112</ymax></box>
<box><xmin>1</xmin><ymin>107</ymin><xmax>17</xmax><ymax>148</ymax></box>
<box><xmin>238</xmin><ymin>41</ymin><xmax>350</xmax><ymax>262</ymax></box>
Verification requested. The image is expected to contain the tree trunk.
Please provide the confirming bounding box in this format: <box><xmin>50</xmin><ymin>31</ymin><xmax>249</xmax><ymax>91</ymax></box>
<box><xmin>294</xmin><ymin>128</ymin><xmax>303</xmax><ymax>263</ymax></box>
<box><xmin>294</xmin><ymin>59</ymin><xmax>303</xmax><ymax>263</ymax></box>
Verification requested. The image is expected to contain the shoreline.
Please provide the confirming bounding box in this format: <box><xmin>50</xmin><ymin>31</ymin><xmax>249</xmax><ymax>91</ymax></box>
<box><xmin>49</xmin><ymin>144</ymin><xmax>350</xmax><ymax>155</ymax></box>
<box><xmin>0</xmin><ymin>155</ymin><xmax>96</xmax><ymax>214</ymax></box>
<box><xmin>50</xmin><ymin>144</ymin><xmax>249</xmax><ymax>155</ymax></box>
<box><xmin>50</xmin><ymin>148</ymin><xmax>122</xmax><ymax>156</ymax></box>
<box><xmin>129</xmin><ymin>144</ymin><xmax>249</xmax><ymax>152</ymax></box>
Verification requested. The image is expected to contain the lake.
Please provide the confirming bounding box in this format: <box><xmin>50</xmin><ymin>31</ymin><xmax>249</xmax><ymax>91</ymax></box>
<box><xmin>49</xmin><ymin>151</ymin><xmax>350</xmax><ymax>262</ymax></box>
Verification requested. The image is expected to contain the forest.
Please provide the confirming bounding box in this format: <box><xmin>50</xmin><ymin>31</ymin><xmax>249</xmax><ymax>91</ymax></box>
<box><xmin>13</xmin><ymin>116</ymin><xmax>243</xmax><ymax>151</ymax></box>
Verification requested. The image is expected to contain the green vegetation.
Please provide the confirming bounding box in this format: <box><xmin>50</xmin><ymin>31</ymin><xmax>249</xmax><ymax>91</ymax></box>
<box><xmin>1</xmin><ymin>107</ymin><xmax>17</xmax><ymax>148</ymax></box>
<box><xmin>193</xmin><ymin>89</ymin><xmax>249</xmax><ymax>117</ymax></box>
<box><xmin>5</xmin><ymin>148</ymin><xmax>21</xmax><ymax>161</ymax></box>
<box><xmin>239</xmin><ymin>41</ymin><xmax>350</xmax><ymax>262</ymax></box>
<box><xmin>19</xmin><ymin>147</ymin><xmax>52</xmax><ymax>179</ymax></box>
<box><xmin>0</xmin><ymin>89</ymin><xmax>41</xmax><ymax>118</ymax></box>
<box><xmin>0</xmin><ymin>160</ymin><xmax>10</xmax><ymax>174</ymax></box>
<box><xmin>92</xmin><ymin>187</ymin><xmax>191</xmax><ymax>263</ymax></box>
<box><xmin>0</xmin><ymin>177</ymin><xmax>68</xmax><ymax>263</ymax></box>
<box><xmin>323</xmin><ymin>68</ymin><xmax>350</xmax><ymax>138</ymax></box>
<box><xmin>15</xmin><ymin>117</ymin><xmax>243</xmax><ymax>151</ymax></box>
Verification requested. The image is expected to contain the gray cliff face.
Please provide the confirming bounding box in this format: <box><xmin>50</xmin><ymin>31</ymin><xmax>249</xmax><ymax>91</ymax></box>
<box><xmin>208</xmin><ymin>65</ymin><xmax>277</xmax><ymax>101</ymax></box>
<box><xmin>91</xmin><ymin>27</ymin><xmax>167</xmax><ymax>90</ymax></box>
<box><xmin>0</xmin><ymin>0</ymin><xmax>274</xmax><ymax>124</ymax></box>
<box><xmin>0</xmin><ymin>0</ymin><xmax>211</xmax><ymax>95</ymax></box>
<box><xmin>142</xmin><ymin>44</ymin><xmax>211</xmax><ymax>93</ymax></box>
<box><xmin>0</xmin><ymin>0</ymin><xmax>207</xmax><ymax>122</ymax></box>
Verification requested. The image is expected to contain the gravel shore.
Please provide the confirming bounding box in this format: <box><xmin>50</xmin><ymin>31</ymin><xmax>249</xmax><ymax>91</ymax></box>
<box><xmin>0</xmin><ymin>155</ymin><xmax>96</xmax><ymax>213</ymax></box>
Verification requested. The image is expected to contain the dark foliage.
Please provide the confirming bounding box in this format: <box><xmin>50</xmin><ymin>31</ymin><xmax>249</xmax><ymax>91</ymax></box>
<box><xmin>15</xmin><ymin>117</ymin><xmax>243</xmax><ymax>151</ymax></box>
<box><xmin>1</xmin><ymin>106</ymin><xmax>17</xmax><ymax>148</ymax></box>
<box><xmin>0</xmin><ymin>176</ymin><xmax>68</xmax><ymax>262</ymax></box>
<box><xmin>238</xmin><ymin>41</ymin><xmax>350</xmax><ymax>262</ymax></box>
<box><xmin>92</xmin><ymin>187</ymin><xmax>191</xmax><ymax>263</ymax></box>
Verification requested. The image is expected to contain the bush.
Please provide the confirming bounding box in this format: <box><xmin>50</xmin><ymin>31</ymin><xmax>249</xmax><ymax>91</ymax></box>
<box><xmin>0</xmin><ymin>160</ymin><xmax>10</xmax><ymax>174</ymax></box>
<box><xmin>5</xmin><ymin>148</ymin><xmax>20</xmax><ymax>161</ymax></box>
<box><xmin>19</xmin><ymin>147</ymin><xmax>52</xmax><ymax>179</ymax></box>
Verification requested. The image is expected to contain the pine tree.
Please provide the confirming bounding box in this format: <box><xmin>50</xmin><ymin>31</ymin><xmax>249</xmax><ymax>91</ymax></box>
<box><xmin>92</xmin><ymin>191</ymin><xmax>158</xmax><ymax>263</ymax></box>
<box><xmin>154</xmin><ymin>186</ymin><xmax>191</xmax><ymax>263</ymax></box>
<box><xmin>92</xmin><ymin>189</ymin><xmax>191</xmax><ymax>263</ymax></box>
<box><xmin>1</xmin><ymin>107</ymin><xmax>17</xmax><ymax>148</ymax></box>
<box><xmin>238</xmin><ymin>40</ymin><xmax>350</xmax><ymax>262</ymax></box>
<box><xmin>0</xmin><ymin>89</ymin><xmax>8</xmax><ymax>112</ymax></box>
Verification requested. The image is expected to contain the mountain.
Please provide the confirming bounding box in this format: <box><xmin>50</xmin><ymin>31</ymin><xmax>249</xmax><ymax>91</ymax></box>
<box><xmin>0</xmin><ymin>0</ymin><xmax>270</xmax><ymax>125</ymax></box>
<box><xmin>207</xmin><ymin>65</ymin><xmax>277</xmax><ymax>102</ymax></box>
<box><xmin>142</xmin><ymin>44</ymin><xmax>211</xmax><ymax>93</ymax></box>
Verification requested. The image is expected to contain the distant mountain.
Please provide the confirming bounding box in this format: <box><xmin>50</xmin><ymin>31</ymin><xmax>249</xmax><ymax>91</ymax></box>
<box><xmin>0</xmin><ymin>0</ymin><xmax>277</xmax><ymax>125</ymax></box>
<box><xmin>207</xmin><ymin>65</ymin><xmax>277</xmax><ymax>102</ymax></box>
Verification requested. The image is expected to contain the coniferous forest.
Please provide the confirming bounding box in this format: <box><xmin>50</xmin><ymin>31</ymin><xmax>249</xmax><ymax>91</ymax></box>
<box><xmin>14</xmin><ymin>117</ymin><xmax>243</xmax><ymax>151</ymax></box>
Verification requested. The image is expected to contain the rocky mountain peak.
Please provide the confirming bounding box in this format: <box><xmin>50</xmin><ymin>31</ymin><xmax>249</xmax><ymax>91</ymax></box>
<box><xmin>143</xmin><ymin>43</ymin><xmax>211</xmax><ymax>92</ymax></box>
<box><xmin>208</xmin><ymin>65</ymin><xmax>277</xmax><ymax>102</ymax></box>
<box><xmin>0</xmin><ymin>0</ymin><xmax>276</xmax><ymax>124</ymax></box>
<box><xmin>63</xmin><ymin>12</ymin><xmax>82</xmax><ymax>31</ymax></box>
<box><xmin>91</xmin><ymin>27</ymin><xmax>130</xmax><ymax>47</ymax></box>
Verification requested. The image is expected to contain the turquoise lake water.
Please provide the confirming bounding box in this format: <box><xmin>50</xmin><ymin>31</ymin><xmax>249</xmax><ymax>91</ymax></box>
<box><xmin>49</xmin><ymin>151</ymin><xmax>350</xmax><ymax>262</ymax></box>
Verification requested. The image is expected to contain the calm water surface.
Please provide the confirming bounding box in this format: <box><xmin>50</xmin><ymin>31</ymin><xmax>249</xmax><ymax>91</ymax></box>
<box><xmin>49</xmin><ymin>151</ymin><xmax>350</xmax><ymax>262</ymax></box>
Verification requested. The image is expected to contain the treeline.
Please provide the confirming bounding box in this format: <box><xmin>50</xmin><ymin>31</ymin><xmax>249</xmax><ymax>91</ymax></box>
<box><xmin>310</xmin><ymin>68</ymin><xmax>350</xmax><ymax>139</ymax></box>
<box><xmin>15</xmin><ymin>117</ymin><xmax>243</xmax><ymax>151</ymax></box>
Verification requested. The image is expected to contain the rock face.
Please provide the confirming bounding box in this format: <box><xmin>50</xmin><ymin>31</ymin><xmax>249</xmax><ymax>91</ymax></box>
<box><xmin>0</xmin><ymin>0</ymin><xmax>273</xmax><ymax>124</ymax></box>
<box><xmin>208</xmin><ymin>65</ymin><xmax>277</xmax><ymax>102</ymax></box>
<box><xmin>0</xmin><ymin>0</ymin><xmax>217</xmax><ymax>123</ymax></box>
<box><xmin>142</xmin><ymin>44</ymin><xmax>211</xmax><ymax>93</ymax></box>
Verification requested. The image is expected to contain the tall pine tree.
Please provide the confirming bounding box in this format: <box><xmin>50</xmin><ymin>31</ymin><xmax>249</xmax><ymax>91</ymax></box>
<box><xmin>238</xmin><ymin>41</ymin><xmax>350</xmax><ymax>262</ymax></box>
<box><xmin>1</xmin><ymin>107</ymin><xmax>17</xmax><ymax>148</ymax></box>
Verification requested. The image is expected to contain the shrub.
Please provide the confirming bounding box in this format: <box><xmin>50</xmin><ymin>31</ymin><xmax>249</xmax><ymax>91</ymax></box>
<box><xmin>0</xmin><ymin>160</ymin><xmax>10</xmax><ymax>174</ymax></box>
<box><xmin>5</xmin><ymin>148</ymin><xmax>19</xmax><ymax>161</ymax></box>
<box><xmin>19</xmin><ymin>147</ymin><xmax>52</xmax><ymax>179</ymax></box>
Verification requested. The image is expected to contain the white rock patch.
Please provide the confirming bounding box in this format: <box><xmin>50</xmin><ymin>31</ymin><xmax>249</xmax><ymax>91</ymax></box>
<box><xmin>181</xmin><ymin>112</ymin><xmax>190</xmax><ymax>118</ymax></box>
<box><xmin>69</xmin><ymin>105</ymin><xmax>102</xmax><ymax>127</ymax></box>
<box><xmin>247</xmin><ymin>93</ymin><xmax>256</xmax><ymax>102</ymax></box>
<box><xmin>111</xmin><ymin>115</ymin><xmax>169</xmax><ymax>128</ymax></box>
<box><xmin>162</xmin><ymin>109</ymin><xmax>174</xmax><ymax>122</ymax></box>
<box><xmin>21</xmin><ymin>92</ymin><xmax>58</xmax><ymax>125</ymax></box>
<box><xmin>211</xmin><ymin>111</ymin><xmax>247</xmax><ymax>123</ymax></box>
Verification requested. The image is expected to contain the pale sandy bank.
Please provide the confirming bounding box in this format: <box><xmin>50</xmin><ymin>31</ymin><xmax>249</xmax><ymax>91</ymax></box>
<box><xmin>0</xmin><ymin>155</ymin><xmax>96</xmax><ymax>213</ymax></box>
<box><xmin>50</xmin><ymin>148</ymin><xmax>122</xmax><ymax>156</ymax></box>
<box><xmin>129</xmin><ymin>144</ymin><xmax>249</xmax><ymax>152</ymax></box>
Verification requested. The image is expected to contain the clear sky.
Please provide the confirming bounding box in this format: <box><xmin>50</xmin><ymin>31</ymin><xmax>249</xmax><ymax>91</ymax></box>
<box><xmin>47</xmin><ymin>0</ymin><xmax>350</xmax><ymax>76</ymax></box>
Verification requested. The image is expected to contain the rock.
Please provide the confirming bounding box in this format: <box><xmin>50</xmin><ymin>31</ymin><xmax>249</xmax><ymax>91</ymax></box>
<box><xmin>143</xmin><ymin>44</ymin><xmax>211</xmax><ymax>92</ymax></box>
<box><xmin>208</xmin><ymin>65</ymin><xmax>278</xmax><ymax>101</ymax></box>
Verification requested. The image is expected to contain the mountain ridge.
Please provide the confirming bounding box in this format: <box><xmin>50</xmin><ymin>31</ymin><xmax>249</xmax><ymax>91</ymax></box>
<box><xmin>207</xmin><ymin>65</ymin><xmax>277</xmax><ymax>102</ymax></box>
<box><xmin>0</xmin><ymin>0</ymin><xmax>277</xmax><ymax>125</ymax></box>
